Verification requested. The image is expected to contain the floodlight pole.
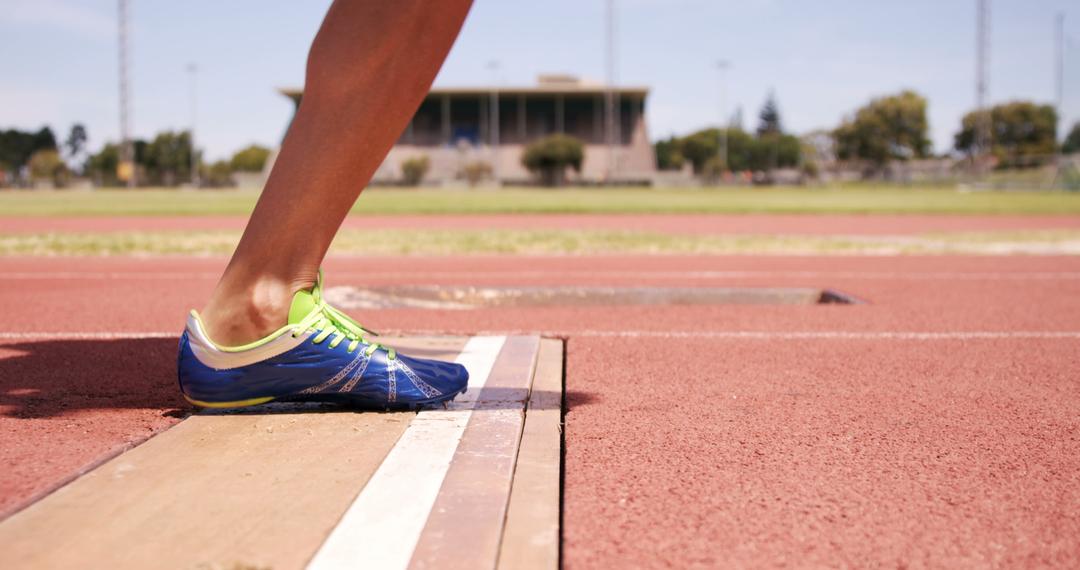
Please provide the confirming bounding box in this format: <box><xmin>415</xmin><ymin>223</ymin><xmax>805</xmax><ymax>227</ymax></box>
<box><xmin>975</xmin><ymin>0</ymin><xmax>992</xmax><ymax>171</ymax></box>
<box><xmin>604</xmin><ymin>0</ymin><xmax>619</xmax><ymax>184</ymax></box>
<box><xmin>1055</xmin><ymin>12</ymin><xmax>1065</xmax><ymax>134</ymax></box>
<box><xmin>187</xmin><ymin>63</ymin><xmax>200</xmax><ymax>188</ymax></box>
<box><xmin>118</xmin><ymin>0</ymin><xmax>134</xmax><ymax>188</ymax></box>
<box><xmin>716</xmin><ymin>60</ymin><xmax>731</xmax><ymax>182</ymax></box>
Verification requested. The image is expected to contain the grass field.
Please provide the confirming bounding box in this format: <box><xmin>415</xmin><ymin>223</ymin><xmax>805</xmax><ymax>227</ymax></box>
<box><xmin>3</xmin><ymin>228</ymin><xmax>1078</xmax><ymax>256</ymax></box>
<box><xmin>1</xmin><ymin>185</ymin><xmax>1079</xmax><ymax>216</ymax></box>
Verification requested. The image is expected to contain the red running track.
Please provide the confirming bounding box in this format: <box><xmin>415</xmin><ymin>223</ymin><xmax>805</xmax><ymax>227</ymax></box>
<box><xmin>3</xmin><ymin>213</ymin><xmax>1080</xmax><ymax>235</ymax></box>
<box><xmin>1</xmin><ymin>254</ymin><xmax>1079</xmax><ymax>567</ymax></box>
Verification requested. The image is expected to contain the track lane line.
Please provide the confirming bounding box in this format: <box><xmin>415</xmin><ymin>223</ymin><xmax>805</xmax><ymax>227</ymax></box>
<box><xmin>304</xmin><ymin>335</ymin><xmax>507</xmax><ymax>570</ymax></box>
<box><xmin>407</xmin><ymin>336</ymin><xmax>539</xmax><ymax>569</ymax></box>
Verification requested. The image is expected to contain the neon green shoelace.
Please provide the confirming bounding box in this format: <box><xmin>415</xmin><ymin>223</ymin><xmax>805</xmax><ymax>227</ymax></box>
<box><xmin>291</xmin><ymin>301</ymin><xmax>395</xmax><ymax>359</ymax></box>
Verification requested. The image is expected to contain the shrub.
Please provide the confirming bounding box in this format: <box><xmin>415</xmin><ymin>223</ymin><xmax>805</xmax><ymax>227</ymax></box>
<box><xmin>522</xmin><ymin>134</ymin><xmax>583</xmax><ymax>186</ymax></box>
<box><xmin>28</xmin><ymin>149</ymin><xmax>68</xmax><ymax>187</ymax></box>
<box><xmin>461</xmin><ymin>160</ymin><xmax>493</xmax><ymax>187</ymax></box>
<box><xmin>401</xmin><ymin>155</ymin><xmax>430</xmax><ymax>186</ymax></box>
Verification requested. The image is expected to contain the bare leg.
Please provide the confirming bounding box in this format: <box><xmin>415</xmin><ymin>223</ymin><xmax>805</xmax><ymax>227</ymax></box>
<box><xmin>200</xmin><ymin>0</ymin><xmax>473</xmax><ymax>345</ymax></box>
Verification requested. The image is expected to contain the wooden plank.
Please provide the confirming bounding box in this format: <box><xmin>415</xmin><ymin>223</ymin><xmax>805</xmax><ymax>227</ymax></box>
<box><xmin>497</xmin><ymin>338</ymin><xmax>563</xmax><ymax>570</ymax></box>
<box><xmin>306</xmin><ymin>336</ymin><xmax>508</xmax><ymax>570</ymax></box>
<box><xmin>407</xmin><ymin>336</ymin><xmax>541</xmax><ymax>570</ymax></box>
<box><xmin>0</xmin><ymin>337</ymin><xmax>468</xmax><ymax>570</ymax></box>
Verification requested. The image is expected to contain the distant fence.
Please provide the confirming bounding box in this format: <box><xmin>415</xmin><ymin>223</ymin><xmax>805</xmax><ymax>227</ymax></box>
<box><xmin>652</xmin><ymin>154</ymin><xmax>1080</xmax><ymax>190</ymax></box>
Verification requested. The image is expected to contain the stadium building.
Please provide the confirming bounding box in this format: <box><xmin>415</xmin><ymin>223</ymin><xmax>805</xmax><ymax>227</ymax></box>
<box><xmin>278</xmin><ymin>75</ymin><xmax>656</xmax><ymax>185</ymax></box>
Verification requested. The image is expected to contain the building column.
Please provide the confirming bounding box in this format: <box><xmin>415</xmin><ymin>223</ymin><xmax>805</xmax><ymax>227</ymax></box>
<box><xmin>593</xmin><ymin>95</ymin><xmax>603</xmax><ymax>143</ymax></box>
<box><xmin>555</xmin><ymin>94</ymin><xmax>565</xmax><ymax>135</ymax></box>
<box><xmin>479</xmin><ymin>95</ymin><xmax>488</xmax><ymax>146</ymax></box>
<box><xmin>517</xmin><ymin>94</ymin><xmax>527</xmax><ymax>142</ymax></box>
<box><xmin>441</xmin><ymin>95</ymin><xmax>451</xmax><ymax>145</ymax></box>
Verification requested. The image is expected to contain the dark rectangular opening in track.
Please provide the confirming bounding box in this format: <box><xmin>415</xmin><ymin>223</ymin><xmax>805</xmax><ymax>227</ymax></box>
<box><xmin>325</xmin><ymin>285</ymin><xmax>862</xmax><ymax>309</ymax></box>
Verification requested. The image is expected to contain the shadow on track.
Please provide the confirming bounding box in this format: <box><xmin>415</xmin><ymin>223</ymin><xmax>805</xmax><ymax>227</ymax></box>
<box><xmin>0</xmin><ymin>338</ymin><xmax>186</xmax><ymax>419</ymax></box>
<box><xmin>0</xmin><ymin>338</ymin><xmax>596</xmax><ymax>418</ymax></box>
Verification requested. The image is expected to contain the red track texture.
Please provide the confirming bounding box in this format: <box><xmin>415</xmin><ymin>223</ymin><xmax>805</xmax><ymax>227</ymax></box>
<box><xmin>3</xmin><ymin>213</ymin><xmax>1080</xmax><ymax>235</ymax></box>
<box><xmin>2</xmin><ymin>252</ymin><xmax>1079</xmax><ymax>567</ymax></box>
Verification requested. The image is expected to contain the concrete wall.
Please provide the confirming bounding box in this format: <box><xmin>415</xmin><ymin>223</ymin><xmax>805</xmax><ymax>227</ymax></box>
<box><xmin>374</xmin><ymin>111</ymin><xmax>656</xmax><ymax>185</ymax></box>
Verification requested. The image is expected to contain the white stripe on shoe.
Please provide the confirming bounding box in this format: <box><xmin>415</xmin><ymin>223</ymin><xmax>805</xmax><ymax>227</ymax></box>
<box><xmin>304</xmin><ymin>335</ymin><xmax>507</xmax><ymax>570</ymax></box>
<box><xmin>185</xmin><ymin>312</ymin><xmax>314</xmax><ymax>370</ymax></box>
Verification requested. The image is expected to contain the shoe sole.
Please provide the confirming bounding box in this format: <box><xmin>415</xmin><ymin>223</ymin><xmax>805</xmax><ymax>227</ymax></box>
<box><xmin>183</xmin><ymin>386</ymin><xmax>468</xmax><ymax>412</ymax></box>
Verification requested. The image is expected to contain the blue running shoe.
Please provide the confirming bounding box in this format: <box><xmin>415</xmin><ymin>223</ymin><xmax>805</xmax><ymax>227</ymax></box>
<box><xmin>177</xmin><ymin>272</ymin><xmax>469</xmax><ymax>410</ymax></box>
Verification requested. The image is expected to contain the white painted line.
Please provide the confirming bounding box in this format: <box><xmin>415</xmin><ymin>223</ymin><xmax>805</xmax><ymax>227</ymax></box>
<box><xmin>568</xmin><ymin>330</ymin><xmax>1080</xmax><ymax>340</ymax></box>
<box><xmin>325</xmin><ymin>270</ymin><xmax>1080</xmax><ymax>281</ymax></box>
<box><xmin>3</xmin><ymin>330</ymin><xmax>1080</xmax><ymax>343</ymax></box>
<box><xmin>304</xmin><ymin>335</ymin><xmax>507</xmax><ymax>570</ymax></box>
<box><xmin>377</xmin><ymin>329</ymin><xmax>1080</xmax><ymax>341</ymax></box>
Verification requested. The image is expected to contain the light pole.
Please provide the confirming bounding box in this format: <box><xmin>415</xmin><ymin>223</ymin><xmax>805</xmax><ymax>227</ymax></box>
<box><xmin>604</xmin><ymin>0</ymin><xmax>619</xmax><ymax>183</ymax></box>
<box><xmin>975</xmin><ymin>0</ymin><xmax>992</xmax><ymax>173</ymax></box>
<box><xmin>487</xmin><ymin>60</ymin><xmax>501</xmax><ymax>187</ymax></box>
<box><xmin>187</xmin><ymin>63</ymin><xmax>200</xmax><ymax>188</ymax></box>
<box><xmin>1054</xmin><ymin>12</ymin><xmax>1067</xmax><ymax>144</ymax></box>
<box><xmin>716</xmin><ymin>60</ymin><xmax>731</xmax><ymax>183</ymax></box>
<box><xmin>118</xmin><ymin>0</ymin><xmax>134</xmax><ymax>188</ymax></box>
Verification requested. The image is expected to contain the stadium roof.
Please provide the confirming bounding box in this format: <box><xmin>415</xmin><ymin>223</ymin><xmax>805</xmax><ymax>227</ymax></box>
<box><xmin>279</xmin><ymin>74</ymin><xmax>649</xmax><ymax>100</ymax></box>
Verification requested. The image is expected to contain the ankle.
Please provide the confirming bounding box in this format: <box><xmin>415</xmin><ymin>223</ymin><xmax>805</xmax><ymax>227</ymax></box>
<box><xmin>199</xmin><ymin>276</ymin><xmax>298</xmax><ymax>347</ymax></box>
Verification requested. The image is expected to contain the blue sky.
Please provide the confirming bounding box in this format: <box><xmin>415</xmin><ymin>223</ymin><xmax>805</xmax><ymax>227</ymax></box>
<box><xmin>2</xmin><ymin>0</ymin><xmax>1077</xmax><ymax>161</ymax></box>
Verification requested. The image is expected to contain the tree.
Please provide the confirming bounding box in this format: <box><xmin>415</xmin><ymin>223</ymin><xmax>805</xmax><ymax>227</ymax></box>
<box><xmin>757</xmin><ymin>91</ymin><xmax>782</xmax><ymax>136</ymax></box>
<box><xmin>658</xmin><ymin>127</ymin><xmax>801</xmax><ymax>176</ymax></box>
<box><xmin>143</xmin><ymin>131</ymin><xmax>194</xmax><ymax>186</ymax></box>
<box><xmin>202</xmin><ymin>160</ymin><xmax>235</xmax><ymax>187</ymax></box>
<box><xmin>954</xmin><ymin>101</ymin><xmax>1057</xmax><ymax>167</ymax></box>
<box><xmin>678</xmin><ymin>128</ymin><xmax>720</xmax><ymax>173</ymax></box>
<box><xmin>230</xmin><ymin>144</ymin><xmax>271</xmax><ymax>172</ymax></box>
<box><xmin>0</xmin><ymin>127</ymin><xmax>58</xmax><ymax>178</ymax></box>
<box><xmin>65</xmin><ymin>124</ymin><xmax>88</xmax><ymax>167</ymax></box>
<box><xmin>401</xmin><ymin>155</ymin><xmax>430</xmax><ymax>186</ymax></box>
<box><xmin>751</xmin><ymin>133</ymin><xmax>801</xmax><ymax>171</ymax></box>
<box><xmin>833</xmin><ymin>90</ymin><xmax>930</xmax><ymax>170</ymax></box>
<box><xmin>654</xmin><ymin>136</ymin><xmax>684</xmax><ymax>170</ymax></box>
<box><xmin>522</xmin><ymin>134</ymin><xmax>583</xmax><ymax>186</ymax></box>
<box><xmin>84</xmin><ymin>143</ymin><xmax>121</xmax><ymax>186</ymax></box>
<box><xmin>1064</xmin><ymin>122</ymin><xmax>1080</xmax><ymax>155</ymax></box>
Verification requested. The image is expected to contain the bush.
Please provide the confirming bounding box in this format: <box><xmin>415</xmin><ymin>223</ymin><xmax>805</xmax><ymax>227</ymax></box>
<box><xmin>522</xmin><ymin>134</ymin><xmax>583</xmax><ymax>186</ymax></box>
<box><xmin>401</xmin><ymin>155</ymin><xmax>430</xmax><ymax>186</ymax></box>
<box><xmin>28</xmin><ymin>149</ymin><xmax>68</xmax><ymax>187</ymax></box>
<box><xmin>461</xmin><ymin>160</ymin><xmax>493</xmax><ymax>187</ymax></box>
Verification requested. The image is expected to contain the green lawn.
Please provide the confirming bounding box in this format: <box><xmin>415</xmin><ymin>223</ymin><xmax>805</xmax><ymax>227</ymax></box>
<box><xmin>1</xmin><ymin>185</ymin><xmax>1079</xmax><ymax>216</ymax></box>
